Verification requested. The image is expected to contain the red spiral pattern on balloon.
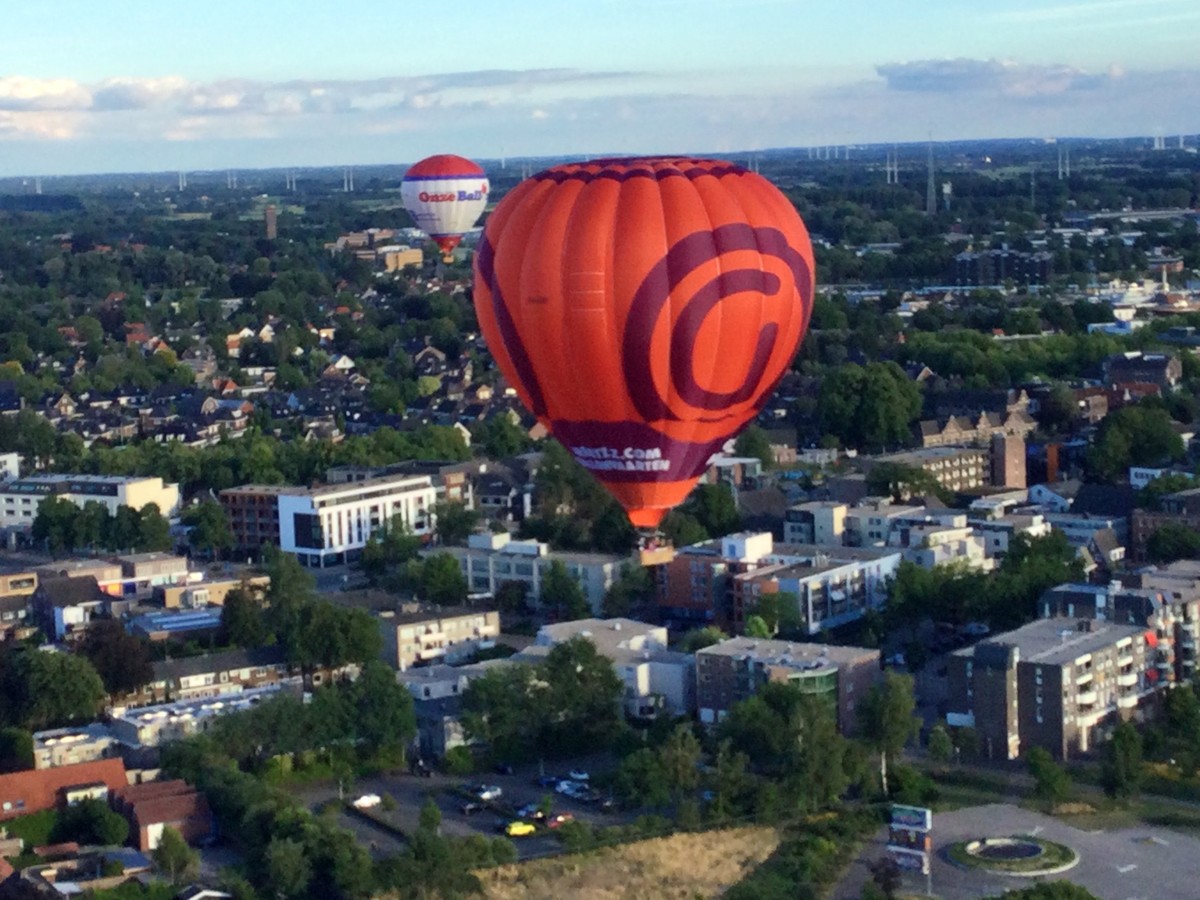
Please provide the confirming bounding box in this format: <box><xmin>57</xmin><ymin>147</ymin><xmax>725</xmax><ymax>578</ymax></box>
<box><xmin>622</xmin><ymin>223</ymin><xmax>813</xmax><ymax>423</ymax></box>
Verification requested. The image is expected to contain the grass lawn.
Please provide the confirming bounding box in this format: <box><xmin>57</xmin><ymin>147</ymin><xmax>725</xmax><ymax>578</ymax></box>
<box><xmin>2</xmin><ymin>809</ymin><xmax>58</xmax><ymax>848</ymax></box>
<box><xmin>477</xmin><ymin>826</ymin><xmax>779</xmax><ymax>900</ymax></box>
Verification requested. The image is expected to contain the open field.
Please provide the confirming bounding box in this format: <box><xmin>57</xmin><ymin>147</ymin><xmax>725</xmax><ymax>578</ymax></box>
<box><xmin>476</xmin><ymin>826</ymin><xmax>779</xmax><ymax>900</ymax></box>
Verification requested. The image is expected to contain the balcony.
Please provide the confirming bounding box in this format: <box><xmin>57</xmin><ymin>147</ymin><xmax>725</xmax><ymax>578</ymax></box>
<box><xmin>1117</xmin><ymin>693</ymin><xmax>1139</xmax><ymax>710</ymax></box>
<box><xmin>1117</xmin><ymin>671</ymin><xmax>1139</xmax><ymax>688</ymax></box>
<box><xmin>1076</xmin><ymin>689</ymin><xmax>1097</xmax><ymax>705</ymax></box>
<box><xmin>1075</xmin><ymin>671</ymin><xmax>1093</xmax><ymax>686</ymax></box>
<box><xmin>1117</xmin><ymin>654</ymin><xmax>1134</xmax><ymax>668</ymax></box>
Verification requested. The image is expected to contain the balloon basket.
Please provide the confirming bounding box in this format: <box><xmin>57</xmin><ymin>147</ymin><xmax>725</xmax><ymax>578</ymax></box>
<box><xmin>636</xmin><ymin>530</ymin><xmax>675</xmax><ymax>567</ymax></box>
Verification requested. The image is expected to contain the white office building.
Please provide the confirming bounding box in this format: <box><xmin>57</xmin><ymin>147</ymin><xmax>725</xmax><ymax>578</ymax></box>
<box><xmin>0</xmin><ymin>474</ymin><xmax>181</xmax><ymax>530</ymax></box>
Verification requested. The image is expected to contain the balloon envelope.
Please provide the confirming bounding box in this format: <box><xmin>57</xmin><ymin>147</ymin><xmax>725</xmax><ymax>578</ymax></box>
<box><xmin>401</xmin><ymin>154</ymin><xmax>490</xmax><ymax>260</ymax></box>
<box><xmin>473</xmin><ymin>156</ymin><xmax>815</xmax><ymax>529</ymax></box>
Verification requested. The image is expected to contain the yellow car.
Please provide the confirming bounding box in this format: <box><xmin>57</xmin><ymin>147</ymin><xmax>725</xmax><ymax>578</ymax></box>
<box><xmin>505</xmin><ymin>820</ymin><xmax>537</xmax><ymax>837</ymax></box>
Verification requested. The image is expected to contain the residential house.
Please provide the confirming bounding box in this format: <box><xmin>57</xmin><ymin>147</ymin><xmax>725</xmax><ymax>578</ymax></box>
<box><xmin>0</xmin><ymin>759</ymin><xmax>128</xmax><ymax>821</ymax></box>
<box><xmin>111</xmin><ymin>780</ymin><xmax>213</xmax><ymax>851</ymax></box>
<box><xmin>133</xmin><ymin>647</ymin><xmax>290</xmax><ymax>706</ymax></box>
<box><xmin>32</xmin><ymin>576</ymin><xmax>108</xmax><ymax>642</ymax></box>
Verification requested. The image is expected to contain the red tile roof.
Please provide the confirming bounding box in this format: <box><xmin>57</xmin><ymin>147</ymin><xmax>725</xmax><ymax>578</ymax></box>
<box><xmin>0</xmin><ymin>759</ymin><xmax>127</xmax><ymax>820</ymax></box>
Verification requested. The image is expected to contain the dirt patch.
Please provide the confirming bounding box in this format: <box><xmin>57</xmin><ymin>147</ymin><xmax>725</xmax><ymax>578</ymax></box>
<box><xmin>477</xmin><ymin>827</ymin><xmax>779</xmax><ymax>900</ymax></box>
<box><xmin>1053</xmin><ymin>802</ymin><xmax>1097</xmax><ymax>815</ymax></box>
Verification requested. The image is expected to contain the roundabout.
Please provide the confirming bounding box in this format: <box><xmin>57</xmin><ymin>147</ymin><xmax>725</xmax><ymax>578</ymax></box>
<box><xmin>946</xmin><ymin>835</ymin><xmax>1079</xmax><ymax>877</ymax></box>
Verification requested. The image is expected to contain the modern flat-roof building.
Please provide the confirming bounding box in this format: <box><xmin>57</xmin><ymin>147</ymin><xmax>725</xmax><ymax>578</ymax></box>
<box><xmin>519</xmin><ymin>618</ymin><xmax>695</xmax><ymax>718</ymax></box>
<box><xmin>0</xmin><ymin>474</ymin><xmax>180</xmax><ymax>531</ymax></box>
<box><xmin>31</xmin><ymin>724</ymin><xmax>121</xmax><ymax>771</ymax></box>
<box><xmin>110</xmin><ymin>686</ymin><xmax>288</xmax><ymax>749</ymax></box>
<box><xmin>947</xmin><ymin>618</ymin><xmax>1153</xmax><ymax>761</ymax></box>
<box><xmin>377</xmin><ymin>606</ymin><xmax>501</xmax><ymax>671</ymax></box>
<box><xmin>695</xmin><ymin>636</ymin><xmax>880</xmax><ymax>734</ymax></box>
<box><xmin>655</xmin><ymin>532</ymin><xmax>776</xmax><ymax>630</ymax></box>
<box><xmin>437</xmin><ymin>532</ymin><xmax>624</xmax><ymax>616</ymax></box>
<box><xmin>221</xmin><ymin>473</ymin><xmax>437</xmax><ymax>566</ymax></box>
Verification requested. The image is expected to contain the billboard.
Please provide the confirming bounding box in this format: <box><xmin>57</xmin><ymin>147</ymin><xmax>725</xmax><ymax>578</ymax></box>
<box><xmin>890</xmin><ymin>804</ymin><xmax>932</xmax><ymax>831</ymax></box>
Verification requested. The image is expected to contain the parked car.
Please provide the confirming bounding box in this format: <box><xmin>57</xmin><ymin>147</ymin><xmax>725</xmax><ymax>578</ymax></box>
<box><xmin>461</xmin><ymin>802</ymin><xmax>482</xmax><ymax>815</ymax></box>
<box><xmin>351</xmin><ymin>794</ymin><xmax>381</xmax><ymax>810</ymax></box>
<box><xmin>547</xmin><ymin>812</ymin><xmax>575</xmax><ymax>829</ymax></box>
<box><xmin>555</xmin><ymin>780</ymin><xmax>581</xmax><ymax>795</ymax></box>
<box><xmin>568</xmin><ymin>769</ymin><xmax>590</xmax><ymax>781</ymax></box>
<box><xmin>535</xmin><ymin>774</ymin><xmax>561</xmax><ymax>788</ymax></box>
<box><xmin>505</xmin><ymin>820</ymin><xmax>537</xmax><ymax>837</ymax></box>
<box><xmin>473</xmin><ymin>784</ymin><xmax>503</xmax><ymax>802</ymax></box>
<box><xmin>517</xmin><ymin>803</ymin><xmax>547</xmax><ymax>820</ymax></box>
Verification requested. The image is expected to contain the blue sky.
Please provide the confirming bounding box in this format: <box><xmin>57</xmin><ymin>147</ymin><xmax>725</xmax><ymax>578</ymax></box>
<box><xmin>2</xmin><ymin>0</ymin><xmax>1199</xmax><ymax>175</ymax></box>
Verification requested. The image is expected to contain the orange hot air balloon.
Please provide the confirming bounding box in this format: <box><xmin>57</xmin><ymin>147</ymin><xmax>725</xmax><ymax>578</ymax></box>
<box><xmin>473</xmin><ymin>156</ymin><xmax>815</xmax><ymax>530</ymax></box>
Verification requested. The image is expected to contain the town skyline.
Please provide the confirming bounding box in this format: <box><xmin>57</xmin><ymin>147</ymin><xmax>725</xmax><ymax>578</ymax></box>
<box><xmin>3</xmin><ymin>0</ymin><xmax>1199</xmax><ymax>176</ymax></box>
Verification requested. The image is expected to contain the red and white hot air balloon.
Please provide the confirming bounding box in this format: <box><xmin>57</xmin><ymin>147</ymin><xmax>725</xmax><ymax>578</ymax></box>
<box><xmin>401</xmin><ymin>154</ymin><xmax>490</xmax><ymax>262</ymax></box>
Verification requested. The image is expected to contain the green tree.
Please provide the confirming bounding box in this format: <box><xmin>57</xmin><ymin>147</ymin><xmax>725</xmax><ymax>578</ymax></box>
<box><xmin>1100</xmin><ymin>721</ymin><xmax>1143</xmax><ymax>803</ymax></box>
<box><xmin>432</xmin><ymin>500</ymin><xmax>480</xmax><ymax>546</ymax></box>
<box><xmin>183</xmin><ymin>500</ymin><xmax>233</xmax><ymax>558</ymax></box>
<box><xmin>927</xmin><ymin>724</ymin><xmax>954</xmax><ymax>768</ymax></box>
<box><xmin>857</xmin><ymin>672</ymin><xmax>919</xmax><ymax>796</ymax></box>
<box><xmin>539</xmin><ymin>559</ymin><xmax>589</xmax><ymax>619</ymax></box>
<box><xmin>219</xmin><ymin>588</ymin><xmax>268</xmax><ymax>648</ymax></box>
<box><xmin>0</xmin><ymin>727</ymin><xmax>33</xmax><ymax>773</ymax></box>
<box><xmin>1026</xmin><ymin>746</ymin><xmax>1071</xmax><ymax>809</ymax></box>
<box><xmin>419</xmin><ymin>552</ymin><xmax>468</xmax><ymax>606</ymax></box>
<box><xmin>678</xmin><ymin>625</ymin><xmax>728</xmax><ymax>653</ymax></box>
<box><xmin>263</xmin><ymin>837</ymin><xmax>310</xmax><ymax>899</ymax></box>
<box><xmin>80</xmin><ymin>618</ymin><xmax>154</xmax><ymax>697</ymax></box>
<box><xmin>818</xmin><ymin>362</ymin><xmax>922</xmax><ymax>452</ymax></box>
<box><xmin>1087</xmin><ymin>403</ymin><xmax>1185</xmax><ymax>482</ymax></box>
<box><xmin>152</xmin><ymin>826</ymin><xmax>199</xmax><ymax>884</ymax></box>
<box><xmin>136</xmin><ymin>502</ymin><xmax>173</xmax><ymax>551</ymax></box>
<box><xmin>735</xmin><ymin>425</ymin><xmax>775</xmax><ymax>470</ymax></box>
<box><xmin>1146</xmin><ymin>522</ymin><xmax>1200</xmax><ymax>564</ymax></box>
<box><xmin>55</xmin><ymin>797</ymin><xmax>129</xmax><ymax>846</ymax></box>
<box><xmin>352</xmin><ymin>660</ymin><xmax>417</xmax><ymax>754</ymax></box>
<box><xmin>31</xmin><ymin>496</ymin><xmax>78</xmax><ymax>555</ymax></box>
<box><xmin>2</xmin><ymin>650</ymin><xmax>106</xmax><ymax>730</ymax></box>
<box><xmin>744</xmin><ymin>615</ymin><xmax>772</xmax><ymax>639</ymax></box>
<box><xmin>419</xmin><ymin>797</ymin><xmax>442</xmax><ymax>835</ymax></box>
<box><xmin>658</xmin><ymin>724</ymin><xmax>702</xmax><ymax>802</ymax></box>
<box><xmin>686</xmin><ymin>483</ymin><xmax>741</xmax><ymax>538</ymax></box>
<box><xmin>612</xmin><ymin>748</ymin><xmax>671</xmax><ymax>809</ymax></box>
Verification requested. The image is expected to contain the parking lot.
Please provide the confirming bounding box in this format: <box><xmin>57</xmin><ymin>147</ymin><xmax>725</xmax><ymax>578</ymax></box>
<box><xmin>303</xmin><ymin>760</ymin><xmax>626</xmax><ymax>861</ymax></box>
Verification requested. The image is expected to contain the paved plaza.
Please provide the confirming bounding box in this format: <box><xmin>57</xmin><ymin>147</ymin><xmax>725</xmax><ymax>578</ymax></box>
<box><xmin>834</xmin><ymin>803</ymin><xmax>1200</xmax><ymax>900</ymax></box>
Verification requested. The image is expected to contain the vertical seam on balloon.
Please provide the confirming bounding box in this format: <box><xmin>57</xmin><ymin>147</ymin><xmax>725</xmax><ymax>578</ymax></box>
<box><xmin>692</xmin><ymin>164</ymin><xmax>723</xmax><ymax>472</ymax></box>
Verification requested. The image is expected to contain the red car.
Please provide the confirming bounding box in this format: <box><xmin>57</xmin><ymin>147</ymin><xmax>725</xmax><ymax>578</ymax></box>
<box><xmin>547</xmin><ymin>813</ymin><xmax>575</xmax><ymax>829</ymax></box>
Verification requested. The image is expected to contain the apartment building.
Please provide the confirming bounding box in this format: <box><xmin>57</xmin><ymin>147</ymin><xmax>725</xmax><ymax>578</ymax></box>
<box><xmin>695</xmin><ymin>636</ymin><xmax>880</xmax><ymax>734</ymax></box>
<box><xmin>520</xmin><ymin>618</ymin><xmax>694</xmax><ymax>718</ymax></box>
<box><xmin>221</xmin><ymin>473</ymin><xmax>437</xmax><ymax>566</ymax></box>
<box><xmin>378</xmin><ymin>606</ymin><xmax>500</xmax><ymax>671</ymax></box>
<box><xmin>947</xmin><ymin>618</ymin><xmax>1152</xmax><ymax>760</ymax></box>
<box><xmin>438</xmin><ymin>532</ymin><xmax>624</xmax><ymax>615</ymax></box>
<box><xmin>0</xmin><ymin>474</ymin><xmax>180</xmax><ymax>530</ymax></box>
<box><xmin>732</xmin><ymin>544</ymin><xmax>901</xmax><ymax>635</ymax></box>
<box><xmin>656</xmin><ymin>532</ymin><xmax>775</xmax><ymax>629</ymax></box>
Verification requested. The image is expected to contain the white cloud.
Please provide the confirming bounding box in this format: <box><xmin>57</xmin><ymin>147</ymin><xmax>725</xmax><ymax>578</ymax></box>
<box><xmin>0</xmin><ymin>77</ymin><xmax>90</xmax><ymax>112</ymax></box>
